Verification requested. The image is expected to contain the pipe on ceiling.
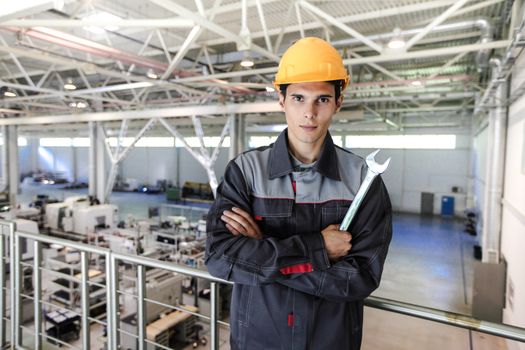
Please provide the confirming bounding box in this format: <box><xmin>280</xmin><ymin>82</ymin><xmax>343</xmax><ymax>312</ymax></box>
<box><xmin>2</xmin><ymin>26</ymin><xmax>253</xmax><ymax>93</ymax></box>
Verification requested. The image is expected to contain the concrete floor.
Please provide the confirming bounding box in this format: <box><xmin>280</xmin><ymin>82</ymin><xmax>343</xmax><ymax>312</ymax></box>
<box><xmin>13</xmin><ymin>182</ymin><xmax>521</xmax><ymax>349</ymax></box>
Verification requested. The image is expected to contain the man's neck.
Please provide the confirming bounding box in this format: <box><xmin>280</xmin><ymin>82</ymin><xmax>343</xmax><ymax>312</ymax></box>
<box><xmin>287</xmin><ymin>134</ymin><xmax>325</xmax><ymax>164</ymax></box>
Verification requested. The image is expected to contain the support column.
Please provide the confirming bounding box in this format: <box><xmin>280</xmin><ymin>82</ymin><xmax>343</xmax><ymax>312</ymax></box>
<box><xmin>0</xmin><ymin>126</ymin><xmax>7</xmax><ymax>192</ymax></box>
<box><xmin>238</xmin><ymin>114</ymin><xmax>246</xmax><ymax>152</ymax></box>
<box><xmin>481</xmin><ymin>66</ymin><xmax>508</xmax><ymax>263</ymax></box>
<box><xmin>7</xmin><ymin>126</ymin><xmax>19</xmax><ymax>207</ymax></box>
<box><xmin>229</xmin><ymin>114</ymin><xmax>246</xmax><ymax>159</ymax></box>
<box><xmin>88</xmin><ymin>121</ymin><xmax>96</xmax><ymax>198</ymax></box>
<box><xmin>229</xmin><ymin>114</ymin><xmax>238</xmax><ymax>160</ymax></box>
<box><xmin>71</xmin><ymin>143</ymin><xmax>77</xmax><ymax>183</ymax></box>
<box><xmin>95</xmin><ymin>122</ymin><xmax>106</xmax><ymax>203</ymax></box>
<box><xmin>31</xmin><ymin>137</ymin><xmax>38</xmax><ymax>175</ymax></box>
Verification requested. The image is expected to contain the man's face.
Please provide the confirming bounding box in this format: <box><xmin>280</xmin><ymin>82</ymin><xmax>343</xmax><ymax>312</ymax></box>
<box><xmin>279</xmin><ymin>81</ymin><xmax>342</xmax><ymax>149</ymax></box>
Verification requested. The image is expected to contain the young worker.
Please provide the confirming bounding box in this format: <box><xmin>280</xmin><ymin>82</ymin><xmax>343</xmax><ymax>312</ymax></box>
<box><xmin>206</xmin><ymin>37</ymin><xmax>392</xmax><ymax>350</ymax></box>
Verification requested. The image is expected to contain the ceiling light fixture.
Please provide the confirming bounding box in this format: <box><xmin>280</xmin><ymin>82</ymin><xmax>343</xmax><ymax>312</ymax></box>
<box><xmin>387</xmin><ymin>27</ymin><xmax>406</xmax><ymax>49</ymax></box>
<box><xmin>64</xmin><ymin>78</ymin><xmax>77</xmax><ymax>91</ymax></box>
<box><xmin>411</xmin><ymin>80</ymin><xmax>422</xmax><ymax>86</ymax></box>
<box><xmin>3</xmin><ymin>89</ymin><xmax>16</xmax><ymax>97</ymax></box>
<box><xmin>240</xmin><ymin>52</ymin><xmax>254</xmax><ymax>68</ymax></box>
<box><xmin>146</xmin><ymin>69</ymin><xmax>158</xmax><ymax>79</ymax></box>
<box><xmin>265</xmin><ymin>86</ymin><xmax>275</xmax><ymax>92</ymax></box>
<box><xmin>69</xmin><ymin>101</ymin><xmax>88</xmax><ymax>109</ymax></box>
<box><xmin>240</xmin><ymin>57</ymin><xmax>254</xmax><ymax>68</ymax></box>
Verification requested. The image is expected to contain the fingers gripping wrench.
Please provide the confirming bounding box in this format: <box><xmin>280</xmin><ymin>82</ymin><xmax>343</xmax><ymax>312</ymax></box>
<box><xmin>339</xmin><ymin>150</ymin><xmax>391</xmax><ymax>232</ymax></box>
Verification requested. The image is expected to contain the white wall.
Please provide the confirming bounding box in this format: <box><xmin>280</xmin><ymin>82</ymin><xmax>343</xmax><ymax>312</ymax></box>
<box><xmin>351</xmin><ymin>133</ymin><xmax>471</xmax><ymax>215</ymax></box>
<box><xmin>501</xmin><ymin>49</ymin><xmax>525</xmax><ymax>348</ymax></box>
<box><xmin>19</xmin><ymin>134</ymin><xmax>470</xmax><ymax>215</ymax></box>
<box><xmin>472</xmin><ymin>127</ymin><xmax>488</xmax><ymax>244</ymax></box>
<box><xmin>19</xmin><ymin>143</ymin><xmax>231</xmax><ymax>188</ymax></box>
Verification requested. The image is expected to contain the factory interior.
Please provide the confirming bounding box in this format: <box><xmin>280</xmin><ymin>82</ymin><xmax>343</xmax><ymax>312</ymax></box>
<box><xmin>0</xmin><ymin>0</ymin><xmax>525</xmax><ymax>349</ymax></box>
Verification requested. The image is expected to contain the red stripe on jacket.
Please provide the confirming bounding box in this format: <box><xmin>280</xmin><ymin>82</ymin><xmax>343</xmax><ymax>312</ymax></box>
<box><xmin>279</xmin><ymin>262</ymin><xmax>313</xmax><ymax>275</ymax></box>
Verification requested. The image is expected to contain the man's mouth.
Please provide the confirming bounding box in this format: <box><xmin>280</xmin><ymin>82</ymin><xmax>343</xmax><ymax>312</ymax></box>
<box><xmin>300</xmin><ymin>125</ymin><xmax>318</xmax><ymax>131</ymax></box>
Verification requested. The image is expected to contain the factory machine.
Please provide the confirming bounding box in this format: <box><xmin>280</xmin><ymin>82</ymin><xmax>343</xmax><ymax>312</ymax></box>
<box><xmin>120</xmin><ymin>269</ymin><xmax>196</xmax><ymax>350</ymax></box>
<box><xmin>45</xmin><ymin>196</ymin><xmax>118</xmax><ymax>235</ymax></box>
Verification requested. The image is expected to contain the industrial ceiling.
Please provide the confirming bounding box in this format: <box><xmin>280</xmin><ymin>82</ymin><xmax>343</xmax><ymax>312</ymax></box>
<box><xmin>0</xmin><ymin>0</ymin><xmax>520</xmax><ymax>136</ymax></box>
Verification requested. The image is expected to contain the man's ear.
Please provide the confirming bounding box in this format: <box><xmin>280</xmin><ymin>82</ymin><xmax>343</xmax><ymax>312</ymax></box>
<box><xmin>335</xmin><ymin>95</ymin><xmax>344</xmax><ymax>113</ymax></box>
<box><xmin>278</xmin><ymin>92</ymin><xmax>286</xmax><ymax>111</ymax></box>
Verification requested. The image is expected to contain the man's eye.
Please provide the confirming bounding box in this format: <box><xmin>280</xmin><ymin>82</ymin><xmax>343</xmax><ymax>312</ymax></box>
<box><xmin>319</xmin><ymin>97</ymin><xmax>330</xmax><ymax>103</ymax></box>
<box><xmin>292</xmin><ymin>96</ymin><xmax>303</xmax><ymax>102</ymax></box>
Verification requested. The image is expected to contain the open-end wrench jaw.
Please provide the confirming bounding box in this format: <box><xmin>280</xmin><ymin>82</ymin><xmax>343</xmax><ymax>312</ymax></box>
<box><xmin>339</xmin><ymin>149</ymin><xmax>391</xmax><ymax>232</ymax></box>
<box><xmin>366</xmin><ymin>149</ymin><xmax>391</xmax><ymax>175</ymax></box>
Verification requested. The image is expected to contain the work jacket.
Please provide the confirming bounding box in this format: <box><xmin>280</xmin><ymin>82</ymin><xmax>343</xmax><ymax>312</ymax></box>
<box><xmin>205</xmin><ymin>129</ymin><xmax>392</xmax><ymax>350</ymax></box>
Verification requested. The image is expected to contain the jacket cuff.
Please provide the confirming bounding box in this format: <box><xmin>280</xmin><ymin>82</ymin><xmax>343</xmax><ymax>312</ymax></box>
<box><xmin>303</xmin><ymin>232</ymin><xmax>331</xmax><ymax>271</ymax></box>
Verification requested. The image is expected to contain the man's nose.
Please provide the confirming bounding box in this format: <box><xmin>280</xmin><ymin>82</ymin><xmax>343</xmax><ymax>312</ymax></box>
<box><xmin>304</xmin><ymin>102</ymin><xmax>317</xmax><ymax>119</ymax></box>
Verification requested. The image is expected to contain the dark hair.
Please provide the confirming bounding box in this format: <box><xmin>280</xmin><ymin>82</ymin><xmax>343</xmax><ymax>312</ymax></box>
<box><xmin>279</xmin><ymin>80</ymin><xmax>343</xmax><ymax>102</ymax></box>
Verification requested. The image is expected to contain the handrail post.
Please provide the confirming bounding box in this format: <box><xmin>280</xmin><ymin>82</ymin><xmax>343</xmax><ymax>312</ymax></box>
<box><xmin>210</xmin><ymin>282</ymin><xmax>219</xmax><ymax>350</ymax></box>
<box><xmin>105</xmin><ymin>252</ymin><xmax>114</xmax><ymax>350</ymax></box>
<box><xmin>33</xmin><ymin>240</ymin><xmax>42</xmax><ymax>350</ymax></box>
<box><xmin>8</xmin><ymin>222</ymin><xmax>15</xmax><ymax>349</ymax></box>
<box><xmin>13</xmin><ymin>232</ymin><xmax>21</xmax><ymax>348</ymax></box>
<box><xmin>109</xmin><ymin>254</ymin><xmax>120</xmax><ymax>350</ymax></box>
<box><xmin>137</xmin><ymin>265</ymin><xmax>146</xmax><ymax>350</ymax></box>
<box><xmin>80</xmin><ymin>251</ymin><xmax>90</xmax><ymax>350</ymax></box>
<box><xmin>0</xmin><ymin>226</ymin><xmax>6</xmax><ymax>347</ymax></box>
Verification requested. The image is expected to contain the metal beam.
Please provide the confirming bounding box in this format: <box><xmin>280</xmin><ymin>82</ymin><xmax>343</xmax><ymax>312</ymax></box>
<box><xmin>162</xmin><ymin>26</ymin><xmax>202</xmax><ymax>80</ymax></box>
<box><xmin>135</xmin><ymin>0</ymin><xmax>500</xmax><ymax>61</ymax></box>
<box><xmin>404</xmin><ymin>0</ymin><xmax>470</xmax><ymax>50</ymax></box>
<box><xmin>104</xmin><ymin>118</ymin><xmax>157</xmax><ymax>203</ymax></box>
<box><xmin>173</xmin><ymin>40</ymin><xmax>510</xmax><ymax>84</ymax></box>
<box><xmin>0</xmin><ymin>101</ymin><xmax>282</xmax><ymax>125</ymax></box>
<box><xmin>0</xmin><ymin>80</ymin><xmax>137</xmax><ymax>106</ymax></box>
<box><xmin>349</xmin><ymin>52</ymin><xmax>404</xmax><ymax>81</ymax></box>
<box><xmin>295</xmin><ymin>2</ymin><xmax>305</xmax><ymax>39</ymax></box>
<box><xmin>428</xmin><ymin>52</ymin><xmax>470</xmax><ymax>80</ymax></box>
<box><xmin>0</xmin><ymin>44</ymin><xmax>206</xmax><ymax>97</ymax></box>
<box><xmin>149</xmin><ymin>0</ymin><xmax>280</xmax><ymax>63</ymax></box>
<box><xmin>255</xmin><ymin>0</ymin><xmax>273</xmax><ymax>52</ymax></box>
<box><xmin>1</xmin><ymin>18</ymin><xmax>194</xmax><ymax>28</ymax></box>
<box><xmin>0</xmin><ymin>0</ymin><xmax>65</xmax><ymax>23</ymax></box>
<box><xmin>298</xmin><ymin>0</ymin><xmax>383</xmax><ymax>53</ymax></box>
<box><xmin>411</xmin><ymin>0</ymin><xmax>503</xmax><ymax>27</ymax></box>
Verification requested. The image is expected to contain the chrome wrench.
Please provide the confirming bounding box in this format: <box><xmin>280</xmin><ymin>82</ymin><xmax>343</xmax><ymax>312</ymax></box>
<box><xmin>339</xmin><ymin>149</ymin><xmax>391</xmax><ymax>231</ymax></box>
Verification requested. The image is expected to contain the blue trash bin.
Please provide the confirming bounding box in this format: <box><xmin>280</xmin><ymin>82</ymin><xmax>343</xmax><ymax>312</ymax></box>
<box><xmin>441</xmin><ymin>196</ymin><xmax>455</xmax><ymax>216</ymax></box>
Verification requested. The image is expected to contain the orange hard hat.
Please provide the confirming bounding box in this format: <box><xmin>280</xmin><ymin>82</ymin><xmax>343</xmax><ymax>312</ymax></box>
<box><xmin>274</xmin><ymin>37</ymin><xmax>349</xmax><ymax>90</ymax></box>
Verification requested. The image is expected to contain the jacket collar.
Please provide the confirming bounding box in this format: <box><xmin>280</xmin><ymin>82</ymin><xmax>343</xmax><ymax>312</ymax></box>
<box><xmin>268</xmin><ymin>128</ymin><xmax>341</xmax><ymax>181</ymax></box>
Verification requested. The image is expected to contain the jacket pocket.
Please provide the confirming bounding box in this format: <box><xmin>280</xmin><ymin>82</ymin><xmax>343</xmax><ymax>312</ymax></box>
<box><xmin>321</xmin><ymin>201</ymin><xmax>351</xmax><ymax>228</ymax></box>
<box><xmin>252</xmin><ymin>198</ymin><xmax>294</xmax><ymax>238</ymax></box>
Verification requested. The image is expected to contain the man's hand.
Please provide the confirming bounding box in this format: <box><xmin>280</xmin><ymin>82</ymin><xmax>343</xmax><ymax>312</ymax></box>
<box><xmin>221</xmin><ymin>207</ymin><xmax>263</xmax><ymax>240</ymax></box>
<box><xmin>321</xmin><ymin>224</ymin><xmax>352</xmax><ymax>261</ymax></box>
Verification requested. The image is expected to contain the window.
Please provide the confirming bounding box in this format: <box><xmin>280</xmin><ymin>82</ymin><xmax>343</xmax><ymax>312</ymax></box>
<box><xmin>72</xmin><ymin>138</ymin><xmax>90</xmax><ymax>147</ymax></box>
<box><xmin>107</xmin><ymin>137</ymin><xmax>133</xmax><ymax>148</ymax></box>
<box><xmin>135</xmin><ymin>137</ymin><xmax>174</xmax><ymax>148</ymax></box>
<box><xmin>345</xmin><ymin>134</ymin><xmax>456</xmax><ymax>149</ymax></box>
<box><xmin>0</xmin><ymin>137</ymin><xmax>28</xmax><ymax>146</ymax></box>
<box><xmin>175</xmin><ymin>136</ymin><xmax>230</xmax><ymax>148</ymax></box>
<box><xmin>249</xmin><ymin>136</ymin><xmax>277</xmax><ymax>148</ymax></box>
<box><xmin>332</xmin><ymin>136</ymin><xmax>343</xmax><ymax>147</ymax></box>
<box><xmin>39</xmin><ymin>138</ymin><xmax>72</xmax><ymax>147</ymax></box>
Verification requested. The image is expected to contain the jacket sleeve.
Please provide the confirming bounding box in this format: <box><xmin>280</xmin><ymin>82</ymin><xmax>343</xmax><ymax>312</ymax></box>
<box><xmin>205</xmin><ymin>159</ymin><xmax>331</xmax><ymax>285</ymax></box>
<box><xmin>278</xmin><ymin>176</ymin><xmax>392</xmax><ymax>303</ymax></box>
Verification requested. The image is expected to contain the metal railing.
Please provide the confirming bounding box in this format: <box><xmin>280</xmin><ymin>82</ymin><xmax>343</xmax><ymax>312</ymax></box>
<box><xmin>0</xmin><ymin>219</ymin><xmax>524</xmax><ymax>350</ymax></box>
